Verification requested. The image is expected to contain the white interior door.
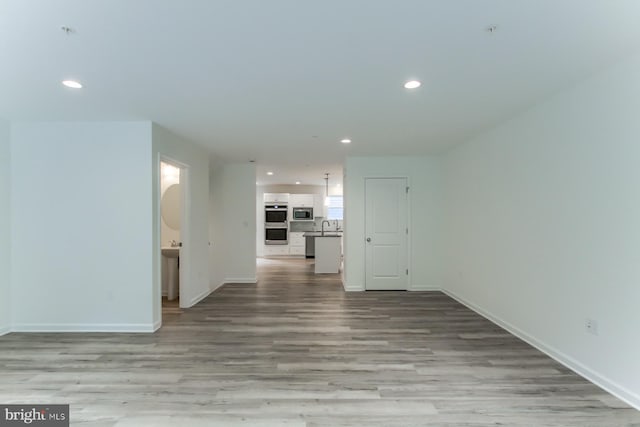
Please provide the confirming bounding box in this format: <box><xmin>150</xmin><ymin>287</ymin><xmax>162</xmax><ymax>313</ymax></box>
<box><xmin>365</xmin><ymin>178</ymin><xmax>408</xmax><ymax>290</ymax></box>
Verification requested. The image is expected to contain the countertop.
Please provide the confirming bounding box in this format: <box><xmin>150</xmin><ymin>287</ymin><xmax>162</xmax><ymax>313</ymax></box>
<box><xmin>303</xmin><ymin>232</ymin><xmax>343</xmax><ymax>237</ymax></box>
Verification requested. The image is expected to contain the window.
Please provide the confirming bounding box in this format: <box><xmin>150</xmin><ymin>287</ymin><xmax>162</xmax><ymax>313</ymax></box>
<box><xmin>326</xmin><ymin>195</ymin><xmax>343</xmax><ymax>220</ymax></box>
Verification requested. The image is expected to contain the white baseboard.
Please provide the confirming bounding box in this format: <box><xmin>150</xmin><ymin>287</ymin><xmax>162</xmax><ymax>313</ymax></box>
<box><xmin>188</xmin><ymin>288</ymin><xmax>213</xmax><ymax>307</ymax></box>
<box><xmin>12</xmin><ymin>323</ymin><xmax>157</xmax><ymax>333</ymax></box>
<box><xmin>223</xmin><ymin>277</ymin><xmax>258</xmax><ymax>284</ymax></box>
<box><xmin>0</xmin><ymin>325</ymin><xmax>10</xmax><ymax>336</ymax></box>
<box><xmin>343</xmin><ymin>282</ymin><xmax>364</xmax><ymax>292</ymax></box>
<box><xmin>343</xmin><ymin>284</ymin><xmax>437</xmax><ymax>292</ymax></box>
<box><xmin>442</xmin><ymin>289</ymin><xmax>640</xmax><ymax>411</ymax></box>
<box><xmin>210</xmin><ymin>281</ymin><xmax>225</xmax><ymax>293</ymax></box>
<box><xmin>409</xmin><ymin>285</ymin><xmax>440</xmax><ymax>291</ymax></box>
<box><xmin>152</xmin><ymin>319</ymin><xmax>162</xmax><ymax>332</ymax></box>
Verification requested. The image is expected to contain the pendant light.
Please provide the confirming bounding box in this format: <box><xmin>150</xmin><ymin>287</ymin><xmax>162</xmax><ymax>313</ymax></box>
<box><xmin>324</xmin><ymin>173</ymin><xmax>330</xmax><ymax>206</ymax></box>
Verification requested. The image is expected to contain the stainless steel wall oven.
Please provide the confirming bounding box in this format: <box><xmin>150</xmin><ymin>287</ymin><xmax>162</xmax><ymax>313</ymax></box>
<box><xmin>265</xmin><ymin>204</ymin><xmax>287</xmax><ymax>225</ymax></box>
<box><xmin>265</xmin><ymin>204</ymin><xmax>288</xmax><ymax>245</ymax></box>
<box><xmin>265</xmin><ymin>226</ymin><xmax>288</xmax><ymax>245</ymax></box>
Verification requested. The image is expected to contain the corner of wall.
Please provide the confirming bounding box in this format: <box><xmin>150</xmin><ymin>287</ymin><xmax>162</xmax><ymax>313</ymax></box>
<box><xmin>439</xmin><ymin>53</ymin><xmax>640</xmax><ymax>410</ymax></box>
<box><xmin>0</xmin><ymin>118</ymin><xmax>11</xmax><ymax>334</ymax></box>
<box><xmin>443</xmin><ymin>289</ymin><xmax>640</xmax><ymax>410</ymax></box>
<box><xmin>220</xmin><ymin>163</ymin><xmax>257</xmax><ymax>282</ymax></box>
<box><xmin>10</xmin><ymin>121</ymin><xmax>154</xmax><ymax>330</ymax></box>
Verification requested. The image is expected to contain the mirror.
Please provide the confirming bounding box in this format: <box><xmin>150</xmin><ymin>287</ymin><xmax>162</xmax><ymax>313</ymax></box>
<box><xmin>161</xmin><ymin>183</ymin><xmax>181</xmax><ymax>230</ymax></box>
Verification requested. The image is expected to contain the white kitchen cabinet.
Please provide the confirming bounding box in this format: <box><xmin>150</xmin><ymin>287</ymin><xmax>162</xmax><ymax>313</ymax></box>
<box><xmin>314</xmin><ymin>236</ymin><xmax>342</xmax><ymax>273</ymax></box>
<box><xmin>289</xmin><ymin>232</ymin><xmax>305</xmax><ymax>247</ymax></box>
<box><xmin>290</xmin><ymin>194</ymin><xmax>314</xmax><ymax>208</ymax></box>
<box><xmin>264</xmin><ymin>193</ymin><xmax>289</xmax><ymax>204</ymax></box>
<box><xmin>264</xmin><ymin>245</ymin><xmax>289</xmax><ymax>256</ymax></box>
<box><xmin>289</xmin><ymin>231</ymin><xmax>305</xmax><ymax>256</ymax></box>
<box><xmin>314</xmin><ymin>194</ymin><xmax>326</xmax><ymax>218</ymax></box>
<box><xmin>289</xmin><ymin>246</ymin><xmax>305</xmax><ymax>255</ymax></box>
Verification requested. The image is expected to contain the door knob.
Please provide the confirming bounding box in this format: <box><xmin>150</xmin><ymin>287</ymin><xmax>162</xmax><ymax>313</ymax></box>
<box><xmin>366</xmin><ymin>237</ymin><xmax>371</xmax><ymax>242</ymax></box>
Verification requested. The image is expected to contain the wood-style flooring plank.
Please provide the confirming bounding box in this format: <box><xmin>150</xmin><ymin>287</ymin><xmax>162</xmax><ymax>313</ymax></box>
<box><xmin>0</xmin><ymin>257</ymin><xmax>638</xmax><ymax>426</ymax></box>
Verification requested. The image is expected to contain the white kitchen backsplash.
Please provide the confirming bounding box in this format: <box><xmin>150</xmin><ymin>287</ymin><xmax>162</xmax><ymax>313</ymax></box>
<box><xmin>289</xmin><ymin>221</ymin><xmax>315</xmax><ymax>232</ymax></box>
<box><xmin>289</xmin><ymin>219</ymin><xmax>342</xmax><ymax>232</ymax></box>
<box><xmin>312</xmin><ymin>219</ymin><xmax>342</xmax><ymax>232</ymax></box>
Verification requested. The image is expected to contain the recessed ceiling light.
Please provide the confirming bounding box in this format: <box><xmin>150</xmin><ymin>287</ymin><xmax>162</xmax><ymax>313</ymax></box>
<box><xmin>403</xmin><ymin>80</ymin><xmax>421</xmax><ymax>89</ymax></box>
<box><xmin>340</xmin><ymin>139</ymin><xmax>351</xmax><ymax>144</ymax></box>
<box><xmin>62</xmin><ymin>80</ymin><xmax>83</xmax><ymax>89</ymax></box>
<box><xmin>267</xmin><ymin>171</ymin><xmax>274</xmax><ymax>176</ymax></box>
<box><xmin>295</xmin><ymin>181</ymin><xmax>301</xmax><ymax>185</ymax></box>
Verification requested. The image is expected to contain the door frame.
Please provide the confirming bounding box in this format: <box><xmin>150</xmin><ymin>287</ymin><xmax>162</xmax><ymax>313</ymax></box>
<box><xmin>363</xmin><ymin>176</ymin><xmax>411</xmax><ymax>291</ymax></box>
<box><xmin>156</xmin><ymin>155</ymin><xmax>191</xmax><ymax>328</ymax></box>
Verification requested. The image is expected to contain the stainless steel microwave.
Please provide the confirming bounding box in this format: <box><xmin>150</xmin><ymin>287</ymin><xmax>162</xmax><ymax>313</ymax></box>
<box><xmin>292</xmin><ymin>207</ymin><xmax>313</xmax><ymax>221</ymax></box>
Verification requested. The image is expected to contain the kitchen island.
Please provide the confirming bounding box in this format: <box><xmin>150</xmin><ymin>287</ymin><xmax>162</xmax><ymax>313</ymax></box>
<box><xmin>304</xmin><ymin>232</ymin><xmax>342</xmax><ymax>273</ymax></box>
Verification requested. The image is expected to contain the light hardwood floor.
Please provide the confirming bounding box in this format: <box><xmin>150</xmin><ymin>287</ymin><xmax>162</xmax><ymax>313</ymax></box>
<box><xmin>1</xmin><ymin>257</ymin><xmax>639</xmax><ymax>426</ymax></box>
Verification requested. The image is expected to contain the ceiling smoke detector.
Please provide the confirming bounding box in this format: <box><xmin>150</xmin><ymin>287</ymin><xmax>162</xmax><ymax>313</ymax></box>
<box><xmin>486</xmin><ymin>25</ymin><xmax>498</xmax><ymax>34</ymax></box>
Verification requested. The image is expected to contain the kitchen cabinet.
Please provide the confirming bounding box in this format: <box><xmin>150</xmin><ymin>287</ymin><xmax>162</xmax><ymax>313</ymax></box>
<box><xmin>314</xmin><ymin>194</ymin><xmax>326</xmax><ymax>218</ymax></box>
<box><xmin>289</xmin><ymin>194</ymin><xmax>314</xmax><ymax>208</ymax></box>
<box><xmin>314</xmin><ymin>236</ymin><xmax>342</xmax><ymax>273</ymax></box>
<box><xmin>289</xmin><ymin>246</ymin><xmax>305</xmax><ymax>255</ymax></box>
<box><xmin>264</xmin><ymin>193</ymin><xmax>289</xmax><ymax>204</ymax></box>
<box><xmin>289</xmin><ymin>231</ymin><xmax>305</xmax><ymax>256</ymax></box>
<box><xmin>289</xmin><ymin>232</ymin><xmax>305</xmax><ymax>246</ymax></box>
<box><xmin>263</xmin><ymin>245</ymin><xmax>289</xmax><ymax>256</ymax></box>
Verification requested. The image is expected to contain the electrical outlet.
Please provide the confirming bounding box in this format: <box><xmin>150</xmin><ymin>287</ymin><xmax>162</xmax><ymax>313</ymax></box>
<box><xmin>585</xmin><ymin>318</ymin><xmax>598</xmax><ymax>336</ymax></box>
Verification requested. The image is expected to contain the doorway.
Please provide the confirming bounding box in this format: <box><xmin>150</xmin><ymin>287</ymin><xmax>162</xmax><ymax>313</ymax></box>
<box><xmin>159</xmin><ymin>158</ymin><xmax>190</xmax><ymax>319</ymax></box>
<box><xmin>364</xmin><ymin>177</ymin><xmax>409</xmax><ymax>290</ymax></box>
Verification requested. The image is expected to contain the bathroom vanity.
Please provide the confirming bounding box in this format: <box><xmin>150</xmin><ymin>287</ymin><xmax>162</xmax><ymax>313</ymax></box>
<box><xmin>161</xmin><ymin>247</ymin><xmax>179</xmax><ymax>300</ymax></box>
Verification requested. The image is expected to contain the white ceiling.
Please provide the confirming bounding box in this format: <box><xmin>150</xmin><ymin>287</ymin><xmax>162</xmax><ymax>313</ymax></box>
<box><xmin>2</xmin><ymin>1</ymin><xmax>640</xmax><ymax>185</ymax></box>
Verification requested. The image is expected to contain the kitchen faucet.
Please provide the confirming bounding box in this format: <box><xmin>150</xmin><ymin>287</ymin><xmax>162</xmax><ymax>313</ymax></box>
<box><xmin>321</xmin><ymin>220</ymin><xmax>331</xmax><ymax>236</ymax></box>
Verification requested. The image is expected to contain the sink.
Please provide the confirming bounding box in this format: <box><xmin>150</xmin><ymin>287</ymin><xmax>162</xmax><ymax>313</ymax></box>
<box><xmin>161</xmin><ymin>248</ymin><xmax>180</xmax><ymax>301</ymax></box>
<box><xmin>161</xmin><ymin>247</ymin><xmax>180</xmax><ymax>258</ymax></box>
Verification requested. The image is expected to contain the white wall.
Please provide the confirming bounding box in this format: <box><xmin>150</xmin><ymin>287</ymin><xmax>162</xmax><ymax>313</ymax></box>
<box><xmin>209</xmin><ymin>162</ymin><xmax>226</xmax><ymax>290</ymax></box>
<box><xmin>11</xmin><ymin>122</ymin><xmax>155</xmax><ymax>331</ymax></box>
<box><xmin>442</xmin><ymin>53</ymin><xmax>640</xmax><ymax>408</ymax></box>
<box><xmin>0</xmin><ymin>118</ymin><xmax>11</xmax><ymax>335</ymax></box>
<box><xmin>152</xmin><ymin>124</ymin><xmax>211</xmax><ymax>317</ymax></box>
<box><xmin>210</xmin><ymin>162</ymin><xmax>256</xmax><ymax>284</ymax></box>
<box><xmin>344</xmin><ymin>156</ymin><xmax>442</xmax><ymax>291</ymax></box>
